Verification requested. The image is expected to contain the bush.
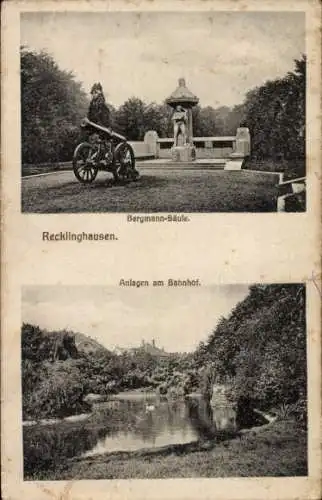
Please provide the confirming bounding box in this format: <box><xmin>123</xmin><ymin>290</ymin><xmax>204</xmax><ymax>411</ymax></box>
<box><xmin>23</xmin><ymin>360</ymin><xmax>89</xmax><ymax>419</ymax></box>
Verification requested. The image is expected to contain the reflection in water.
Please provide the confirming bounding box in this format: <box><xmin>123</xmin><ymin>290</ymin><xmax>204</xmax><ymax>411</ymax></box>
<box><xmin>83</xmin><ymin>398</ymin><xmax>197</xmax><ymax>456</ymax></box>
<box><xmin>186</xmin><ymin>397</ymin><xmax>237</xmax><ymax>439</ymax></box>
<box><xmin>212</xmin><ymin>406</ymin><xmax>237</xmax><ymax>431</ymax></box>
<box><xmin>187</xmin><ymin>397</ymin><xmax>216</xmax><ymax>439</ymax></box>
<box><xmin>23</xmin><ymin>393</ymin><xmax>238</xmax><ymax>476</ymax></box>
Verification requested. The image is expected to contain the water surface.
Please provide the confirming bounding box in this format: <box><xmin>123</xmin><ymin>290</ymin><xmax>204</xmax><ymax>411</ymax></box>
<box><xmin>23</xmin><ymin>392</ymin><xmax>238</xmax><ymax>476</ymax></box>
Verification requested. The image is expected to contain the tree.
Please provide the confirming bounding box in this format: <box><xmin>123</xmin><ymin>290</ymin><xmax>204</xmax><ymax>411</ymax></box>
<box><xmin>28</xmin><ymin>360</ymin><xmax>89</xmax><ymax>418</ymax></box>
<box><xmin>242</xmin><ymin>55</ymin><xmax>306</xmax><ymax>168</ymax></box>
<box><xmin>114</xmin><ymin>97</ymin><xmax>146</xmax><ymax>140</ymax></box>
<box><xmin>21</xmin><ymin>46</ymin><xmax>88</xmax><ymax>164</ymax></box>
<box><xmin>225</xmin><ymin>104</ymin><xmax>246</xmax><ymax>135</ymax></box>
<box><xmin>21</xmin><ymin>323</ymin><xmax>45</xmax><ymax>361</ymax></box>
<box><xmin>143</xmin><ymin>102</ymin><xmax>172</xmax><ymax>137</ymax></box>
<box><xmin>195</xmin><ymin>284</ymin><xmax>306</xmax><ymax>412</ymax></box>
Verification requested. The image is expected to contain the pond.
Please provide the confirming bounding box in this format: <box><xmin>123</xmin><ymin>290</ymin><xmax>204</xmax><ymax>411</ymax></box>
<box><xmin>23</xmin><ymin>393</ymin><xmax>238</xmax><ymax>478</ymax></box>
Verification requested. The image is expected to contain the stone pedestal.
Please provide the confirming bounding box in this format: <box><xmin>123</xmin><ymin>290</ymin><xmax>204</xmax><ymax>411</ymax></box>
<box><xmin>233</xmin><ymin>127</ymin><xmax>251</xmax><ymax>157</ymax></box>
<box><xmin>224</xmin><ymin>127</ymin><xmax>250</xmax><ymax>170</ymax></box>
<box><xmin>144</xmin><ymin>130</ymin><xmax>159</xmax><ymax>156</ymax></box>
<box><xmin>171</xmin><ymin>145</ymin><xmax>196</xmax><ymax>162</ymax></box>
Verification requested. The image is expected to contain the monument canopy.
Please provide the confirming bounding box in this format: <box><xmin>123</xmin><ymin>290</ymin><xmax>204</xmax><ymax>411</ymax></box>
<box><xmin>166</xmin><ymin>78</ymin><xmax>199</xmax><ymax>108</ymax></box>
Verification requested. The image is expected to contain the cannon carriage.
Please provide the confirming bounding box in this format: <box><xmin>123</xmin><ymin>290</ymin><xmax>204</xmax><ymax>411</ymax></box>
<box><xmin>73</xmin><ymin>117</ymin><xmax>138</xmax><ymax>183</ymax></box>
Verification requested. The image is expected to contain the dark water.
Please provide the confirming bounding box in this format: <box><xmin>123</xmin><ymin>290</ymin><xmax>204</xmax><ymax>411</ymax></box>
<box><xmin>23</xmin><ymin>394</ymin><xmax>238</xmax><ymax>476</ymax></box>
<box><xmin>83</xmin><ymin>398</ymin><xmax>198</xmax><ymax>455</ymax></box>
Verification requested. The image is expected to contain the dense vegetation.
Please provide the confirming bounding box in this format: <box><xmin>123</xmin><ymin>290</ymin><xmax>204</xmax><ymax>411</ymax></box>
<box><xmin>21</xmin><ymin>47</ymin><xmax>88</xmax><ymax>164</ymax></box>
<box><xmin>21</xmin><ymin>324</ymin><xmax>196</xmax><ymax>420</ymax></box>
<box><xmin>243</xmin><ymin>57</ymin><xmax>305</xmax><ymax>163</ymax></box>
<box><xmin>22</xmin><ymin>284</ymin><xmax>306</xmax><ymax>424</ymax></box>
<box><xmin>21</xmin><ymin>46</ymin><xmax>305</xmax><ymax>176</ymax></box>
<box><xmin>195</xmin><ymin>284</ymin><xmax>306</xmax><ymax>422</ymax></box>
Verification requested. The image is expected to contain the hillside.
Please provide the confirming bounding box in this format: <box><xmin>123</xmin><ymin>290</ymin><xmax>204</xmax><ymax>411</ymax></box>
<box><xmin>22</xmin><ymin>325</ymin><xmax>111</xmax><ymax>361</ymax></box>
<box><xmin>72</xmin><ymin>331</ymin><xmax>110</xmax><ymax>356</ymax></box>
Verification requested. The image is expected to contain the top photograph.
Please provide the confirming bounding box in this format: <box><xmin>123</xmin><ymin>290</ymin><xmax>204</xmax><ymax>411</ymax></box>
<box><xmin>21</xmin><ymin>11</ymin><xmax>306</xmax><ymax>213</ymax></box>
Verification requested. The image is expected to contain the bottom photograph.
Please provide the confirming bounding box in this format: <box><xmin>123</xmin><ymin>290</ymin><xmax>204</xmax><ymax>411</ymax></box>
<box><xmin>21</xmin><ymin>283</ymin><xmax>307</xmax><ymax>480</ymax></box>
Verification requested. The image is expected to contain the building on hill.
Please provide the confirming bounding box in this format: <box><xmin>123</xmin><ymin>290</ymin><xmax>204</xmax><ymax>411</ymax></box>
<box><xmin>139</xmin><ymin>339</ymin><xmax>169</xmax><ymax>357</ymax></box>
<box><xmin>113</xmin><ymin>346</ymin><xmax>127</xmax><ymax>355</ymax></box>
<box><xmin>113</xmin><ymin>339</ymin><xmax>170</xmax><ymax>358</ymax></box>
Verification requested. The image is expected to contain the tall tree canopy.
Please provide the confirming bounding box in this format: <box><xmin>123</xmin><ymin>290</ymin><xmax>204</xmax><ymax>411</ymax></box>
<box><xmin>21</xmin><ymin>47</ymin><xmax>88</xmax><ymax>164</ymax></box>
<box><xmin>242</xmin><ymin>55</ymin><xmax>306</xmax><ymax>162</ymax></box>
<box><xmin>194</xmin><ymin>284</ymin><xmax>306</xmax><ymax>412</ymax></box>
<box><xmin>112</xmin><ymin>99</ymin><xmax>172</xmax><ymax>140</ymax></box>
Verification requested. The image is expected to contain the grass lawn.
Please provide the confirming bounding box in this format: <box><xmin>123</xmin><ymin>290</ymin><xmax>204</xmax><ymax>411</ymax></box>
<box><xmin>243</xmin><ymin>158</ymin><xmax>305</xmax><ymax>180</ymax></box>
<box><xmin>21</xmin><ymin>168</ymin><xmax>279</xmax><ymax>213</ymax></box>
<box><xmin>35</xmin><ymin>420</ymin><xmax>306</xmax><ymax>480</ymax></box>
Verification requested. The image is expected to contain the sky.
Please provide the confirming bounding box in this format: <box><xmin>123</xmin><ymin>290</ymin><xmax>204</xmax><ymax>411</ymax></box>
<box><xmin>21</xmin><ymin>11</ymin><xmax>305</xmax><ymax>108</ymax></box>
<box><xmin>22</xmin><ymin>285</ymin><xmax>250</xmax><ymax>353</ymax></box>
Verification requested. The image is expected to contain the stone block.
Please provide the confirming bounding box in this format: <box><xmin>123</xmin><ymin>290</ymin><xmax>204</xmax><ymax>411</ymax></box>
<box><xmin>234</xmin><ymin>127</ymin><xmax>251</xmax><ymax>157</ymax></box>
<box><xmin>144</xmin><ymin>130</ymin><xmax>159</xmax><ymax>157</ymax></box>
<box><xmin>171</xmin><ymin>145</ymin><xmax>196</xmax><ymax>162</ymax></box>
<box><xmin>224</xmin><ymin>159</ymin><xmax>243</xmax><ymax>170</ymax></box>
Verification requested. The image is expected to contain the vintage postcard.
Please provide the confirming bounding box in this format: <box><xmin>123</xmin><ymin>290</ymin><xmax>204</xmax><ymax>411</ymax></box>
<box><xmin>1</xmin><ymin>0</ymin><xmax>321</xmax><ymax>500</ymax></box>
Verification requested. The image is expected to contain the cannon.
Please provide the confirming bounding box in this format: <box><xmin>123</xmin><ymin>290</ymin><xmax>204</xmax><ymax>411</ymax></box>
<box><xmin>72</xmin><ymin>117</ymin><xmax>138</xmax><ymax>183</ymax></box>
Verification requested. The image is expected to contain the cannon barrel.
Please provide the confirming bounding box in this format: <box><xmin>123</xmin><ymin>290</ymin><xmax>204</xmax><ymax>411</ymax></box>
<box><xmin>81</xmin><ymin>117</ymin><xmax>126</xmax><ymax>142</ymax></box>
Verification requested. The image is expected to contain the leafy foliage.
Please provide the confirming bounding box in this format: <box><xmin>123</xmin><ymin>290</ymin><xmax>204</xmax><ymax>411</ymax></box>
<box><xmin>21</xmin><ymin>324</ymin><xmax>87</xmax><ymax>419</ymax></box>
<box><xmin>27</xmin><ymin>360</ymin><xmax>91</xmax><ymax>418</ymax></box>
<box><xmin>21</xmin><ymin>323</ymin><xmax>197</xmax><ymax>420</ymax></box>
<box><xmin>21</xmin><ymin>46</ymin><xmax>88</xmax><ymax>164</ymax></box>
<box><xmin>242</xmin><ymin>56</ymin><xmax>306</xmax><ymax>172</ymax></box>
<box><xmin>112</xmin><ymin>98</ymin><xmax>172</xmax><ymax>140</ymax></box>
<box><xmin>194</xmin><ymin>284</ymin><xmax>306</xmax><ymax>419</ymax></box>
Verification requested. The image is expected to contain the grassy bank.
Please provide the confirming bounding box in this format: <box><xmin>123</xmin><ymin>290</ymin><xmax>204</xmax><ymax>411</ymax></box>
<box><xmin>32</xmin><ymin>420</ymin><xmax>306</xmax><ymax>480</ymax></box>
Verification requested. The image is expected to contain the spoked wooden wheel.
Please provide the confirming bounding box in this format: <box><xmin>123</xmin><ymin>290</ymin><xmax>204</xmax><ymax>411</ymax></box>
<box><xmin>73</xmin><ymin>143</ymin><xmax>99</xmax><ymax>183</ymax></box>
<box><xmin>114</xmin><ymin>143</ymin><xmax>138</xmax><ymax>181</ymax></box>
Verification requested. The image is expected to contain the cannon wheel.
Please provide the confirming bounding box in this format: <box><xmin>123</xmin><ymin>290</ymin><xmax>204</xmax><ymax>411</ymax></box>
<box><xmin>114</xmin><ymin>142</ymin><xmax>138</xmax><ymax>182</ymax></box>
<box><xmin>73</xmin><ymin>143</ymin><xmax>99</xmax><ymax>183</ymax></box>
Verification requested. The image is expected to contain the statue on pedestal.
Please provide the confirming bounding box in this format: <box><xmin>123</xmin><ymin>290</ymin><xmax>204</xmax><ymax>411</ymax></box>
<box><xmin>166</xmin><ymin>78</ymin><xmax>199</xmax><ymax>162</ymax></box>
<box><xmin>172</xmin><ymin>105</ymin><xmax>188</xmax><ymax>146</ymax></box>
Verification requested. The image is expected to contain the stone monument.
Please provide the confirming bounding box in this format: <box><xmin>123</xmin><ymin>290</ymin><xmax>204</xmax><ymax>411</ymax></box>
<box><xmin>165</xmin><ymin>78</ymin><xmax>199</xmax><ymax>162</ymax></box>
<box><xmin>231</xmin><ymin>127</ymin><xmax>251</xmax><ymax>158</ymax></box>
